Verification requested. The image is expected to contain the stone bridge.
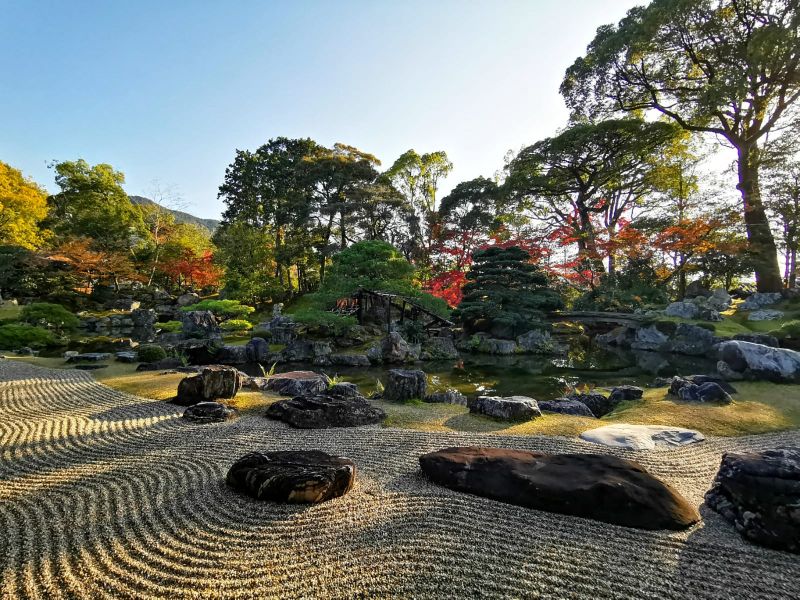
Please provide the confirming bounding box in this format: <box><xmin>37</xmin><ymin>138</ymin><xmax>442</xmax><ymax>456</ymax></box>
<box><xmin>547</xmin><ymin>311</ymin><xmax>647</xmax><ymax>328</ymax></box>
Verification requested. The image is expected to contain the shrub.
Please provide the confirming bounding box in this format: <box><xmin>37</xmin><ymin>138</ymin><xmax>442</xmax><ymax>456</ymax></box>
<box><xmin>220</xmin><ymin>319</ymin><xmax>253</xmax><ymax>332</ymax></box>
<box><xmin>251</xmin><ymin>329</ymin><xmax>272</xmax><ymax>339</ymax></box>
<box><xmin>180</xmin><ymin>299</ymin><xmax>255</xmax><ymax>322</ymax></box>
<box><xmin>293</xmin><ymin>307</ymin><xmax>357</xmax><ymax>336</ymax></box>
<box><xmin>20</xmin><ymin>302</ymin><xmax>80</xmax><ymax>333</ymax></box>
<box><xmin>399</xmin><ymin>320</ymin><xmax>425</xmax><ymax>343</ymax></box>
<box><xmin>137</xmin><ymin>344</ymin><xmax>167</xmax><ymax>363</ymax></box>
<box><xmin>573</xmin><ymin>257</ymin><xmax>668</xmax><ymax>313</ymax></box>
<box><xmin>769</xmin><ymin>320</ymin><xmax>800</xmax><ymax>340</ymax></box>
<box><xmin>158</xmin><ymin>320</ymin><xmax>182</xmax><ymax>333</ymax></box>
<box><xmin>0</xmin><ymin>323</ymin><xmax>57</xmax><ymax>349</ymax></box>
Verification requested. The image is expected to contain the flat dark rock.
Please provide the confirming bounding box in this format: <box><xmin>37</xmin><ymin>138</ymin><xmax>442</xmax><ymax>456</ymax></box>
<box><xmin>419</xmin><ymin>447</ymin><xmax>700</xmax><ymax>530</ymax></box>
<box><xmin>538</xmin><ymin>398</ymin><xmax>594</xmax><ymax>417</ymax></box>
<box><xmin>265</xmin><ymin>394</ymin><xmax>386</xmax><ymax>428</ymax></box>
<box><xmin>183</xmin><ymin>401</ymin><xmax>237</xmax><ymax>423</ymax></box>
<box><xmin>226</xmin><ymin>450</ymin><xmax>355</xmax><ymax>503</ymax></box>
<box><xmin>265</xmin><ymin>370</ymin><xmax>327</xmax><ymax>397</ymax></box>
<box><xmin>705</xmin><ymin>448</ymin><xmax>800</xmax><ymax>553</ymax></box>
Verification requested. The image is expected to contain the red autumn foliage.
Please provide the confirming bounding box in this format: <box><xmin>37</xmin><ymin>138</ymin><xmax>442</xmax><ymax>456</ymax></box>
<box><xmin>161</xmin><ymin>250</ymin><xmax>223</xmax><ymax>290</ymax></box>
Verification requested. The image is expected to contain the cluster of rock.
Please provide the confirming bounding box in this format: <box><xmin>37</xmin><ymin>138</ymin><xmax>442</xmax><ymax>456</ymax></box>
<box><xmin>600</xmin><ymin>321</ymin><xmax>719</xmax><ymax>356</ymax></box>
<box><xmin>455</xmin><ymin>329</ymin><xmax>560</xmax><ymax>356</ymax></box>
<box><xmin>668</xmin><ymin>375</ymin><xmax>734</xmax><ymax>404</ymax></box>
<box><xmin>78</xmin><ymin>308</ymin><xmax>157</xmax><ymax>341</ymax></box>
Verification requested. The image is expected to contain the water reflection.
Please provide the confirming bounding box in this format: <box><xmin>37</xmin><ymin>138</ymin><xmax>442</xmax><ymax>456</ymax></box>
<box><xmin>241</xmin><ymin>344</ymin><xmax>717</xmax><ymax>401</ymax></box>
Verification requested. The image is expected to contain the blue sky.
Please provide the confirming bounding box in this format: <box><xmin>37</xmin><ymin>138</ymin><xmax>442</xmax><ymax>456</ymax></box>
<box><xmin>1</xmin><ymin>0</ymin><xmax>642</xmax><ymax>219</ymax></box>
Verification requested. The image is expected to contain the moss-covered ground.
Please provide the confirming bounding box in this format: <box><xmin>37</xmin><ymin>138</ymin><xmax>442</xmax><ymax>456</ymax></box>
<box><xmin>7</xmin><ymin>355</ymin><xmax>800</xmax><ymax>438</ymax></box>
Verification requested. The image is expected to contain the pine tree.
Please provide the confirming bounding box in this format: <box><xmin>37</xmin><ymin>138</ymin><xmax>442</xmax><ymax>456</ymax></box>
<box><xmin>453</xmin><ymin>246</ymin><xmax>562</xmax><ymax>338</ymax></box>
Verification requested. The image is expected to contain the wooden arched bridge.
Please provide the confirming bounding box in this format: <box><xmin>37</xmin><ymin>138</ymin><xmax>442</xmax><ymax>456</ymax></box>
<box><xmin>334</xmin><ymin>288</ymin><xmax>455</xmax><ymax>332</ymax></box>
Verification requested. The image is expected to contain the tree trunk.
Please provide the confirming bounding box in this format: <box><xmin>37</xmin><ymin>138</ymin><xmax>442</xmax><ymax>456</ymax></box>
<box><xmin>737</xmin><ymin>143</ymin><xmax>782</xmax><ymax>292</ymax></box>
<box><xmin>678</xmin><ymin>260</ymin><xmax>687</xmax><ymax>300</ymax></box>
<box><xmin>791</xmin><ymin>246</ymin><xmax>798</xmax><ymax>288</ymax></box>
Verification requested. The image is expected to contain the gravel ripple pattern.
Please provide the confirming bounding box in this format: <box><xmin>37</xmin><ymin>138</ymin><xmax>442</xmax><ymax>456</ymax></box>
<box><xmin>1</xmin><ymin>360</ymin><xmax>798</xmax><ymax>599</ymax></box>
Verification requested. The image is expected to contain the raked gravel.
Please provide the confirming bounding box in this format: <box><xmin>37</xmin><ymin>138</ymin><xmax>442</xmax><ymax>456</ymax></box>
<box><xmin>0</xmin><ymin>360</ymin><xmax>798</xmax><ymax>599</ymax></box>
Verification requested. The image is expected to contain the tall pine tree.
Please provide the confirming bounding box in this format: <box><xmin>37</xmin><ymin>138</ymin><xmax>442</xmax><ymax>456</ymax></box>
<box><xmin>453</xmin><ymin>246</ymin><xmax>562</xmax><ymax>338</ymax></box>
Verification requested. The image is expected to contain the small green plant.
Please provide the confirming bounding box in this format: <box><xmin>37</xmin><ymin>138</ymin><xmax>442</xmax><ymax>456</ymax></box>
<box><xmin>220</xmin><ymin>319</ymin><xmax>253</xmax><ymax>332</ymax></box>
<box><xmin>323</xmin><ymin>372</ymin><xmax>343</xmax><ymax>388</ymax></box>
<box><xmin>0</xmin><ymin>323</ymin><xmax>57</xmax><ymax>349</ymax></box>
<box><xmin>158</xmin><ymin>320</ymin><xmax>182</xmax><ymax>333</ymax></box>
<box><xmin>375</xmin><ymin>378</ymin><xmax>385</xmax><ymax>394</ymax></box>
<box><xmin>176</xmin><ymin>351</ymin><xmax>189</xmax><ymax>367</ymax></box>
<box><xmin>136</xmin><ymin>344</ymin><xmax>167</xmax><ymax>363</ymax></box>
<box><xmin>257</xmin><ymin>361</ymin><xmax>277</xmax><ymax>381</ymax></box>
<box><xmin>20</xmin><ymin>302</ymin><xmax>80</xmax><ymax>333</ymax></box>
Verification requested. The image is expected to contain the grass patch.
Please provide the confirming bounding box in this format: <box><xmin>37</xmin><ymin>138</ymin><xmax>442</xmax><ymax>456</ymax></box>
<box><xmin>376</xmin><ymin>380</ymin><xmax>800</xmax><ymax>437</ymax></box>
<box><xmin>0</xmin><ymin>303</ymin><xmax>23</xmax><ymax>321</ymax></box>
<box><xmin>8</xmin><ymin>356</ymin><xmax>800</xmax><ymax>438</ymax></box>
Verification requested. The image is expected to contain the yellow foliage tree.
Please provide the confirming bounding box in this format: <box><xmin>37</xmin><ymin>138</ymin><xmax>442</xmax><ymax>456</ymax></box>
<box><xmin>0</xmin><ymin>161</ymin><xmax>49</xmax><ymax>249</ymax></box>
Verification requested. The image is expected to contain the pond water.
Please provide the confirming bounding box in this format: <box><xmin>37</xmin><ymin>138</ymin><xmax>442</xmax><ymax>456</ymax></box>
<box><xmin>240</xmin><ymin>344</ymin><xmax>718</xmax><ymax>401</ymax></box>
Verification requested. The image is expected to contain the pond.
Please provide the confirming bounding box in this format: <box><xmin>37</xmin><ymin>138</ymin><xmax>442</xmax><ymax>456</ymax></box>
<box><xmin>240</xmin><ymin>344</ymin><xmax>718</xmax><ymax>401</ymax></box>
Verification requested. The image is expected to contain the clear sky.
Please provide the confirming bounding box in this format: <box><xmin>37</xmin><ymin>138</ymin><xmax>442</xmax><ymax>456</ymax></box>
<box><xmin>1</xmin><ymin>0</ymin><xmax>643</xmax><ymax>219</ymax></box>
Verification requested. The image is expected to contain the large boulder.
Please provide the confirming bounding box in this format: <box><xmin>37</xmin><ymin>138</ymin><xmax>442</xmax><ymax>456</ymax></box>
<box><xmin>676</xmin><ymin>382</ymin><xmax>732</xmax><ymax>404</ymax></box>
<box><xmin>665</xmin><ymin>301</ymin><xmax>699</xmax><ymax>319</ymax></box>
<box><xmin>176</xmin><ymin>292</ymin><xmax>200</xmax><ymax>307</ymax></box>
<box><xmin>215</xmin><ymin>345</ymin><xmax>248</xmax><ymax>364</ymax></box>
<box><xmin>180</xmin><ymin>310</ymin><xmax>220</xmax><ymax>339</ymax></box>
<box><xmin>419</xmin><ymin>447</ymin><xmax>700</xmax><ymax>530</ymax></box>
<box><xmin>474</xmin><ymin>336</ymin><xmax>518</xmax><ymax>355</ymax></box>
<box><xmin>425</xmin><ymin>390</ymin><xmax>468</xmax><ymax>406</ymax></box>
<box><xmin>368</xmin><ymin>332</ymin><xmax>418</xmax><ymax>364</ymax></box>
<box><xmin>420</xmin><ymin>336</ymin><xmax>460</xmax><ymax>360</ymax></box>
<box><xmin>265</xmin><ymin>393</ymin><xmax>386</xmax><ymax>428</ymax></box>
<box><xmin>468</xmin><ymin>396</ymin><xmax>541</xmax><ymax>421</ymax></box>
<box><xmin>705</xmin><ymin>448</ymin><xmax>800</xmax><ymax>553</ymax></box>
<box><xmin>741</xmin><ymin>292</ymin><xmax>782</xmax><ymax>311</ymax></box>
<box><xmin>515</xmin><ymin>329</ymin><xmax>553</xmax><ymax>354</ymax></box>
<box><xmin>580</xmin><ymin>424</ymin><xmax>705</xmax><ymax>451</ymax></box>
<box><xmin>748</xmin><ymin>309</ymin><xmax>785</xmax><ymax>322</ymax></box>
<box><xmin>537</xmin><ymin>398</ymin><xmax>595</xmax><ymax>417</ymax></box>
<box><xmin>182</xmin><ymin>401</ymin><xmax>237</xmax><ymax>423</ymax></box>
<box><xmin>226</xmin><ymin>451</ymin><xmax>355</xmax><ymax>503</ymax></box>
<box><xmin>631</xmin><ymin>325</ymin><xmax>669</xmax><ymax>351</ymax></box>
<box><xmin>265</xmin><ymin>371</ymin><xmax>328</xmax><ymax>397</ymax></box>
<box><xmin>705</xmin><ymin>288</ymin><xmax>733</xmax><ymax>311</ymax></box>
<box><xmin>384</xmin><ymin>369</ymin><xmax>427</xmax><ymax>402</ymax></box>
<box><xmin>685</xmin><ymin>280</ymin><xmax>712</xmax><ymax>298</ymax></box>
<box><xmin>567</xmin><ymin>391</ymin><xmax>624</xmax><ymax>418</ymax></box>
<box><xmin>329</xmin><ymin>353</ymin><xmax>371</xmax><ymax>367</ymax></box>
<box><xmin>174</xmin><ymin>365</ymin><xmax>242</xmax><ymax>406</ymax></box>
<box><xmin>717</xmin><ymin>340</ymin><xmax>800</xmax><ymax>382</ymax></box>
<box><xmin>668</xmin><ymin>375</ymin><xmax>737</xmax><ymax>395</ymax></box>
<box><xmin>130</xmin><ymin>308</ymin><xmax>157</xmax><ymax>341</ymax></box>
<box><xmin>666</xmin><ymin>323</ymin><xmax>717</xmax><ymax>355</ymax></box>
<box><xmin>245</xmin><ymin>337</ymin><xmax>271</xmax><ymax>363</ymax></box>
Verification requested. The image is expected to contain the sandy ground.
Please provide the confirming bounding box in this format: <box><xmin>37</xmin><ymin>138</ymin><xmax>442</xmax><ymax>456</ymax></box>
<box><xmin>0</xmin><ymin>360</ymin><xmax>798</xmax><ymax>599</ymax></box>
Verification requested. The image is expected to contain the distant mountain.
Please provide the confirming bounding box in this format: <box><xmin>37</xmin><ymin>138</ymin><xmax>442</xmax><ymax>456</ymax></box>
<box><xmin>129</xmin><ymin>196</ymin><xmax>221</xmax><ymax>232</ymax></box>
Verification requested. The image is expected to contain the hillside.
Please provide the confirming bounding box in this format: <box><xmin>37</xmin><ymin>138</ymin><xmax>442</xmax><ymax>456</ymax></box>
<box><xmin>129</xmin><ymin>196</ymin><xmax>221</xmax><ymax>232</ymax></box>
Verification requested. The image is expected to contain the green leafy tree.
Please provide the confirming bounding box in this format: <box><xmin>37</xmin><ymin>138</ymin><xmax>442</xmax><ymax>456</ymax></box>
<box><xmin>385</xmin><ymin>149</ymin><xmax>453</xmax><ymax>271</ymax></box>
<box><xmin>561</xmin><ymin>0</ymin><xmax>800</xmax><ymax>291</ymax></box>
<box><xmin>47</xmin><ymin>160</ymin><xmax>144</xmax><ymax>252</ymax></box>
<box><xmin>0</xmin><ymin>162</ymin><xmax>49</xmax><ymax>250</ymax></box>
<box><xmin>765</xmin><ymin>160</ymin><xmax>800</xmax><ymax>287</ymax></box>
<box><xmin>213</xmin><ymin>221</ymin><xmax>281</xmax><ymax>305</ymax></box>
<box><xmin>20</xmin><ymin>302</ymin><xmax>80</xmax><ymax>333</ymax></box>
<box><xmin>505</xmin><ymin>118</ymin><xmax>678</xmax><ymax>273</ymax></box>
<box><xmin>453</xmin><ymin>246</ymin><xmax>563</xmax><ymax>338</ymax></box>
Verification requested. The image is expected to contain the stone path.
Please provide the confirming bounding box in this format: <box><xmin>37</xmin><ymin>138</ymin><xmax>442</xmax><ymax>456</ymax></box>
<box><xmin>1</xmin><ymin>360</ymin><xmax>798</xmax><ymax>599</ymax></box>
